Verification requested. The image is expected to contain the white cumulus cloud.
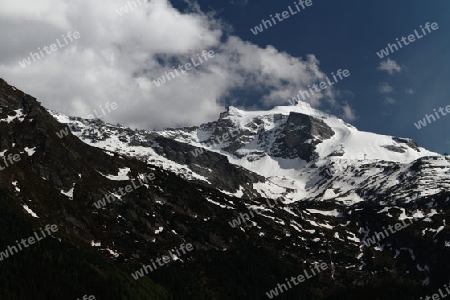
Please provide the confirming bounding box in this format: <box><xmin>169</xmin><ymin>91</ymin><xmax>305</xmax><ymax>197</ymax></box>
<box><xmin>0</xmin><ymin>0</ymin><xmax>355</xmax><ymax>130</ymax></box>
<box><xmin>377</xmin><ymin>58</ymin><xmax>401</xmax><ymax>75</ymax></box>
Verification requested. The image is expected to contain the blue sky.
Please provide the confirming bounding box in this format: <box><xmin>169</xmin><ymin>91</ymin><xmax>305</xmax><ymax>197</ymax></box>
<box><xmin>1</xmin><ymin>0</ymin><xmax>449</xmax><ymax>154</ymax></box>
<box><xmin>172</xmin><ymin>0</ymin><xmax>450</xmax><ymax>154</ymax></box>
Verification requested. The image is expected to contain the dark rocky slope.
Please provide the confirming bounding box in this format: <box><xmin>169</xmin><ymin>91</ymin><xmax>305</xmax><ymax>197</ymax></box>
<box><xmin>0</xmin><ymin>78</ymin><xmax>449</xmax><ymax>299</ymax></box>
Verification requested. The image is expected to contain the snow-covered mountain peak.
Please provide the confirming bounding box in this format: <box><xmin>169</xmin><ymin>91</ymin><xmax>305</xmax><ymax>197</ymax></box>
<box><xmin>198</xmin><ymin>103</ymin><xmax>437</xmax><ymax>163</ymax></box>
<box><xmin>48</xmin><ymin>102</ymin><xmax>444</xmax><ymax>205</ymax></box>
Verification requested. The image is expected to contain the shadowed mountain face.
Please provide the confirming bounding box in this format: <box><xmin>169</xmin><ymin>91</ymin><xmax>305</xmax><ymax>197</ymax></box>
<box><xmin>270</xmin><ymin>111</ymin><xmax>335</xmax><ymax>160</ymax></box>
<box><xmin>1</xmin><ymin>78</ymin><xmax>450</xmax><ymax>299</ymax></box>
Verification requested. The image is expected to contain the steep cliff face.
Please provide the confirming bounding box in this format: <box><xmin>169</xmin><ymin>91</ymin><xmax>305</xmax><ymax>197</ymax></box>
<box><xmin>270</xmin><ymin>111</ymin><xmax>335</xmax><ymax>161</ymax></box>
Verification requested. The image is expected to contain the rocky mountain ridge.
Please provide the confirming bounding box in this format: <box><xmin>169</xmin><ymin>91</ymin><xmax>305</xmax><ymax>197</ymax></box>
<box><xmin>1</xmin><ymin>78</ymin><xmax>450</xmax><ymax>299</ymax></box>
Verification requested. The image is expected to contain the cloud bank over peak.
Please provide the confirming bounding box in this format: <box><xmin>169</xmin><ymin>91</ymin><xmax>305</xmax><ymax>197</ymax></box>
<box><xmin>0</xmin><ymin>0</ymin><xmax>353</xmax><ymax>129</ymax></box>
